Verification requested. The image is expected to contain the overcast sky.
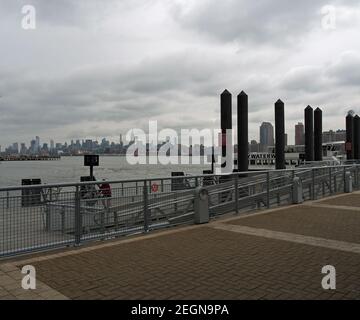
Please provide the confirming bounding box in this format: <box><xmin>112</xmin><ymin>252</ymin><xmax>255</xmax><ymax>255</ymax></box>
<box><xmin>0</xmin><ymin>0</ymin><xmax>360</xmax><ymax>147</ymax></box>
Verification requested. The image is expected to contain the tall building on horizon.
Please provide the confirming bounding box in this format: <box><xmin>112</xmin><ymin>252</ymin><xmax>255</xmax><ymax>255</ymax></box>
<box><xmin>35</xmin><ymin>136</ymin><xmax>40</xmax><ymax>152</ymax></box>
<box><xmin>12</xmin><ymin>143</ymin><xmax>19</xmax><ymax>154</ymax></box>
<box><xmin>260</xmin><ymin>122</ymin><xmax>274</xmax><ymax>152</ymax></box>
<box><xmin>50</xmin><ymin>140</ymin><xmax>55</xmax><ymax>150</ymax></box>
<box><xmin>20</xmin><ymin>143</ymin><xmax>27</xmax><ymax>155</ymax></box>
<box><xmin>295</xmin><ymin>122</ymin><xmax>305</xmax><ymax>146</ymax></box>
<box><xmin>30</xmin><ymin>139</ymin><xmax>36</xmax><ymax>154</ymax></box>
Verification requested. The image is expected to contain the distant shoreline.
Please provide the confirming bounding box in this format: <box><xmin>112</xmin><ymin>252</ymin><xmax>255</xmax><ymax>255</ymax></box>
<box><xmin>61</xmin><ymin>154</ymin><xmax>127</xmax><ymax>157</ymax></box>
<box><xmin>0</xmin><ymin>155</ymin><xmax>61</xmax><ymax>162</ymax></box>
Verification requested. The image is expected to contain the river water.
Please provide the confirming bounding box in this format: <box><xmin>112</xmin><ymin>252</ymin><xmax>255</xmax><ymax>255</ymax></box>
<box><xmin>0</xmin><ymin>156</ymin><xmax>211</xmax><ymax>187</ymax></box>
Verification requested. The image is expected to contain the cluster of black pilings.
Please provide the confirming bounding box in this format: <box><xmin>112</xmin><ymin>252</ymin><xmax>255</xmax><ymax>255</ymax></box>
<box><xmin>304</xmin><ymin>106</ymin><xmax>323</xmax><ymax>162</ymax></box>
<box><xmin>218</xmin><ymin>90</ymin><xmax>353</xmax><ymax>170</ymax></box>
<box><xmin>220</xmin><ymin>89</ymin><xmax>289</xmax><ymax>171</ymax></box>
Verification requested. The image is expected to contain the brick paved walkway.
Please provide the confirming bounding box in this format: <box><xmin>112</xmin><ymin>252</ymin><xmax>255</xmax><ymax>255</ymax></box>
<box><xmin>320</xmin><ymin>193</ymin><xmax>360</xmax><ymax>207</ymax></box>
<box><xmin>1</xmin><ymin>192</ymin><xmax>360</xmax><ymax>300</ymax></box>
<box><xmin>227</xmin><ymin>201</ymin><xmax>360</xmax><ymax>244</ymax></box>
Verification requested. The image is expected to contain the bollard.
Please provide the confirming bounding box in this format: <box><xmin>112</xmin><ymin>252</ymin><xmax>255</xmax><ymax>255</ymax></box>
<box><xmin>275</xmin><ymin>99</ymin><xmax>286</xmax><ymax>170</ymax></box>
<box><xmin>345</xmin><ymin>172</ymin><xmax>353</xmax><ymax>193</ymax></box>
<box><xmin>194</xmin><ymin>187</ymin><xmax>209</xmax><ymax>224</ymax></box>
<box><xmin>292</xmin><ymin>177</ymin><xmax>303</xmax><ymax>204</ymax></box>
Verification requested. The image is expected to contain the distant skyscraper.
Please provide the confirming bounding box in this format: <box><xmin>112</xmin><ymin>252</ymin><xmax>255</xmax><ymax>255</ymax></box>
<box><xmin>35</xmin><ymin>136</ymin><xmax>40</xmax><ymax>152</ymax></box>
<box><xmin>295</xmin><ymin>122</ymin><xmax>305</xmax><ymax>146</ymax></box>
<box><xmin>30</xmin><ymin>140</ymin><xmax>36</xmax><ymax>154</ymax></box>
<box><xmin>12</xmin><ymin>143</ymin><xmax>19</xmax><ymax>154</ymax></box>
<box><xmin>20</xmin><ymin>143</ymin><xmax>27</xmax><ymax>155</ymax></box>
<box><xmin>50</xmin><ymin>140</ymin><xmax>55</xmax><ymax>150</ymax></box>
<box><xmin>260</xmin><ymin>122</ymin><xmax>274</xmax><ymax>152</ymax></box>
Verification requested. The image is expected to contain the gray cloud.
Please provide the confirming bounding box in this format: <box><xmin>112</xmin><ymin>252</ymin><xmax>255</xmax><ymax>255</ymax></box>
<box><xmin>0</xmin><ymin>0</ymin><xmax>360</xmax><ymax>147</ymax></box>
<box><xmin>169</xmin><ymin>0</ymin><xmax>345</xmax><ymax>45</ymax></box>
<box><xmin>326</xmin><ymin>51</ymin><xmax>360</xmax><ymax>86</ymax></box>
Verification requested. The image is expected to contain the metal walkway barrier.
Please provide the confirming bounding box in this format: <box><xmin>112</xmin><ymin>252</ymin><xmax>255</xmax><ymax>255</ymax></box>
<box><xmin>1</xmin><ymin>164</ymin><xmax>359</xmax><ymax>257</ymax></box>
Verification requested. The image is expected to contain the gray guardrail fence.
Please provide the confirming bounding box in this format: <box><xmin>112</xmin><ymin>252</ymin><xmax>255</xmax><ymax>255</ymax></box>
<box><xmin>0</xmin><ymin>164</ymin><xmax>359</xmax><ymax>257</ymax></box>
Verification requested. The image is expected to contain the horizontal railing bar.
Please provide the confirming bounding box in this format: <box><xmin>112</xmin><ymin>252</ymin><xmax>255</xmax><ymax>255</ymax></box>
<box><xmin>0</xmin><ymin>164</ymin><xmax>357</xmax><ymax>192</ymax></box>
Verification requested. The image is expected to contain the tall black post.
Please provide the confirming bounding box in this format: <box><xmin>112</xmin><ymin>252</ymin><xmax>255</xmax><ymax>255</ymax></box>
<box><xmin>305</xmin><ymin>106</ymin><xmax>314</xmax><ymax>162</ymax></box>
<box><xmin>275</xmin><ymin>99</ymin><xmax>285</xmax><ymax>170</ymax></box>
<box><xmin>346</xmin><ymin>112</ymin><xmax>354</xmax><ymax>160</ymax></box>
<box><xmin>353</xmin><ymin>115</ymin><xmax>360</xmax><ymax>160</ymax></box>
<box><xmin>220</xmin><ymin>90</ymin><xmax>232</xmax><ymax>167</ymax></box>
<box><xmin>314</xmin><ymin>108</ymin><xmax>323</xmax><ymax>161</ymax></box>
<box><xmin>237</xmin><ymin>91</ymin><xmax>248</xmax><ymax>172</ymax></box>
<box><xmin>90</xmin><ymin>166</ymin><xmax>94</xmax><ymax>180</ymax></box>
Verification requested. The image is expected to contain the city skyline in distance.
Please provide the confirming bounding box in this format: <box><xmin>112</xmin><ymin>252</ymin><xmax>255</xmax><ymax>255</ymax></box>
<box><xmin>1</xmin><ymin>2</ymin><xmax>360</xmax><ymax>147</ymax></box>
<box><xmin>0</xmin><ymin>122</ymin><xmax>347</xmax><ymax>156</ymax></box>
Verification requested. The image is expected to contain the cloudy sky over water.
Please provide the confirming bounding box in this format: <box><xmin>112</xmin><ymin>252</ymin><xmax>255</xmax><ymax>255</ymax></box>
<box><xmin>0</xmin><ymin>0</ymin><xmax>360</xmax><ymax>147</ymax></box>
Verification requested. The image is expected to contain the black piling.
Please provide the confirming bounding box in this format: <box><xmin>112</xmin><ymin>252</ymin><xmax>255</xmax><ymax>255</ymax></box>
<box><xmin>354</xmin><ymin>115</ymin><xmax>360</xmax><ymax>160</ymax></box>
<box><xmin>305</xmin><ymin>106</ymin><xmax>314</xmax><ymax>162</ymax></box>
<box><xmin>314</xmin><ymin>107</ymin><xmax>323</xmax><ymax>161</ymax></box>
<box><xmin>237</xmin><ymin>91</ymin><xmax>248</xmax><ymax>172</ymax></box>
<box><xmin>346</xmin><ymin>112</ymin><xmax>354</xmax><ymax>160</ymax></box>
<box><xmin>220</xmin><ymin>90</ymin><xmax>232</xmax><ymax>167</ymax></box>
<box><xmin>275</xmin><ymin>99</ymin><xmax>285</xmax><ymax>170</ymax></box>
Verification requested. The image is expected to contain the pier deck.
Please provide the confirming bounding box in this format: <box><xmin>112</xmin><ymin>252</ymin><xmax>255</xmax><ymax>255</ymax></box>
<box><xmin>1</xmin><ymin>192</ymin><xmax>360</xmax><ymax>300</ymax></box>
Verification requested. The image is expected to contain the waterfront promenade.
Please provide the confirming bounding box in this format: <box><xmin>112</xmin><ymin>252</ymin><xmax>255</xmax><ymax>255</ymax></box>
<box><xmin>1</xmin><ymin>192</ymin><xmax>360</xmax><ymax>300</ymax></box>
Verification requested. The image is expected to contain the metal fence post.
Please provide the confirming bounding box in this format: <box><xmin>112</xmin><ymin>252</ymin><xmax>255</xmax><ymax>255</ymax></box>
<box><xmin>266</xmin><ymin>171</ymin><xmax>270</xmax><ymax>209</ymax></box>
<box><xmin>75</xmin><ymin>185</ymin><xmax>81</xmax><ymax>246</ymax></box>
<box><xmin>312</xmin><ymin>169</ymin><xmax>315</xmax><ymax>200</ymax></box>
<box><xmin>234</xmin><ymin>174</ymin><xmax>239</xmax><ymax>214</ymax></box>
<box><xmin>45</xmin><ymin>188</ymin><xmax>53</xmax><ymax>232</ymax></box>
<box><xmin>143</xmin><ymin>180</ymin><xmax>149</xmax><ymax>233</ymax></box>
<box><xmin>329</xmin><ymin>167</ymin><xmax>332</xmax><ymax>194</ymax></box>
<box><xmin>343</xmin><ymin>166</ymin><xmax>346</xmax><ymax>193</ymax></box>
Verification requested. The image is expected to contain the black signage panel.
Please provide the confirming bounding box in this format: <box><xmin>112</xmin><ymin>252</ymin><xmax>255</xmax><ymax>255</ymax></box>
<box><xmin>84</xmin><ymin>155</ymin><xmax>99</xmax><ymax>167</ymax></box>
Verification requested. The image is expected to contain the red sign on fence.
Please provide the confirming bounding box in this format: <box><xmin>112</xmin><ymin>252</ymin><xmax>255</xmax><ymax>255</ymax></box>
<box><xmin>151</xmin><ymin>183</ymin><xmax>159</xmax><ymax>193</ymax></box>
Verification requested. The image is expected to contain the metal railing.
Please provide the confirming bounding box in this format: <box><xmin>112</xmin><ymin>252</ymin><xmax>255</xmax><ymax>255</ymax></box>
<box><xmin>1</xmin><ymin>164</ymin><xmax>359</xmax><ymax>258</ymax></box>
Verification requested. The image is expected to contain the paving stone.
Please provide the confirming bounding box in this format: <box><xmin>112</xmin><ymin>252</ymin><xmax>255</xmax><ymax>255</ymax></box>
<box><xmin>22</xmin><ymin>226</ymin><xmax>360</xmax><ymax>300</ymax></box>
<box><xmin>227</xmin><ymin>205</ymin><xmax>360</xmax><ymax>244</ymax></box>
<box><xmin>3</xmin><ymin>199</ymin><xmax>360</xmax><ymax>300</ymax></box>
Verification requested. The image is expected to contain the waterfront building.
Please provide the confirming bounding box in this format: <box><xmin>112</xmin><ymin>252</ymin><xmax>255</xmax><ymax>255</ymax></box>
<box><xmin>295</xmin><ymin>122</ymin><xmax>305</xmax><ymax>145</ymax></box>
<box><xmin>260</xmin><ymin>122</ymin><xmax>274</xmax><ymax>152</ymax></box>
